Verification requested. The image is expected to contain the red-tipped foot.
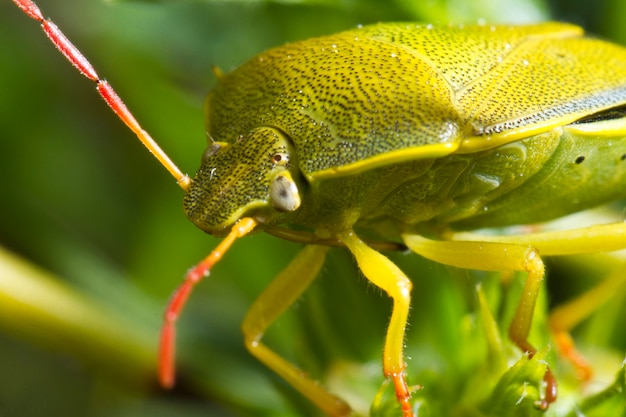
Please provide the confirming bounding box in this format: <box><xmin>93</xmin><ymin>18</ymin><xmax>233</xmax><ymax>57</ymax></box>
<box><xmin>391</xmin><ymin>373</ymin><xmax>414</xmax><ymax>417</ymax></box>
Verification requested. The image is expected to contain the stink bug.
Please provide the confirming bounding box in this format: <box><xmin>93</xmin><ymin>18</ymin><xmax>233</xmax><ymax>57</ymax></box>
<box><xmin>6</xmin><ymin>0</ymin><xmax>626</xmax><ymax>416</ymax></box>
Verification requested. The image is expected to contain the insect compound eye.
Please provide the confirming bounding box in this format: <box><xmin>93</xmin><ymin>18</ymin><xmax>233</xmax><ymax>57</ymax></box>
<box><xmin>270</xmin><ymin>172</ymin><xmax>301</xmax><ymax>212</ymax></box>
<box><xmin>271</xmin><ymin>152</ymin><xmax>289</xmax><ymax>166</ymax></box>
<box><xmin>201</xmin><ymin>143</ymin><xmax>221</xmax><ymax>162</ymax></box>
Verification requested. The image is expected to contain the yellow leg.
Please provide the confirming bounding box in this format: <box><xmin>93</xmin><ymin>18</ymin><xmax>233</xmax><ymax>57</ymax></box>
<box><xmin>241</xmin><ymin>244</ymin><xmax>353</xmax><ymax>417</ymax></box>
<box><xmin>450</xmin><ymin>222</ymin><xmax>626</xmax><ymax>256</ymax></box>
<box><xmin>549</xmin><ymin>257</ymin><xmax>626</xmax><ymax>380</ymax></box>
<box><xmin>402</xmin><ymin>234</ymin><xmax>555</xmax><ymax>407</ymax></box>
<box><xmin>451</xmin><ymin>222</ymin><xmax>626</xmax><ymax>380</ymax></box>
<box><xmin>340</xmin><ymin>231</ymin><xmax>414</xmax><ymax>417</ymax></box>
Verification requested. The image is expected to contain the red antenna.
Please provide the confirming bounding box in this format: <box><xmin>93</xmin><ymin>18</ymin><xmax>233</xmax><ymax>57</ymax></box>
<box><xmin>12</xmin><ymin>0</ymin><xmax>260</xmax><ymax>389</ymax></box>
<box><xmin>12</xmin><ymin>0</ymin><xmax>191</xmax><ymax>191</ymax></box>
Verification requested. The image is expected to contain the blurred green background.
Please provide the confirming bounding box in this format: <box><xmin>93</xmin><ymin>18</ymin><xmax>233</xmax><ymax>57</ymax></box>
<box><xmin>0</xmin><ymin>0</ymin><xmax>625</xmax><ymax>416</ymax></box>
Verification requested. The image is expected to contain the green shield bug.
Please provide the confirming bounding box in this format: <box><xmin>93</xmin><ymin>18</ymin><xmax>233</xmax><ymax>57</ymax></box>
<box><xmin>10</xmin><ymin>0</ymin><xmax>626</xmax><ymax>415</ymax></box>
